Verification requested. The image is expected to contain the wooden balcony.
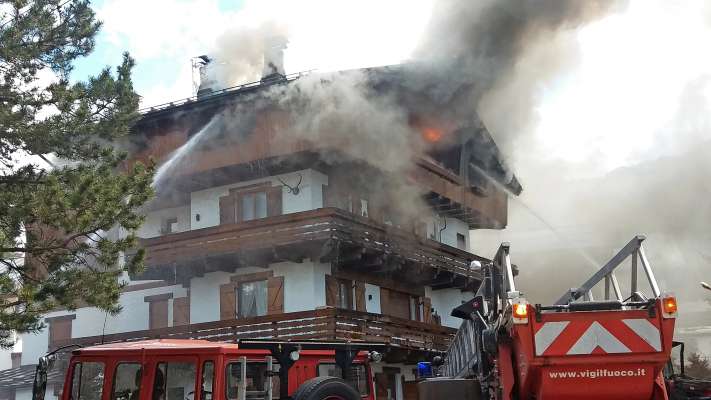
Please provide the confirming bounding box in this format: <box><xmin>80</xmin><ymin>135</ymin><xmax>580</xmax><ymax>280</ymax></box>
<box><xmin>56</xmin><ymin>308</ymin><xmax>456</xmax><ymax>361</ymax></box>
<box><xmin>139</xmin><ymin>208</ymin><xmax>485</xmax><ymax>285</ymax></box>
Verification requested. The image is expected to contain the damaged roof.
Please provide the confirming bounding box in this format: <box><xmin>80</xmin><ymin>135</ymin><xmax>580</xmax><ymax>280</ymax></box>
<box><xmin>134</xmin><ymin>64</ymin><xmax>522</xmax><ymax>196</ymax></box>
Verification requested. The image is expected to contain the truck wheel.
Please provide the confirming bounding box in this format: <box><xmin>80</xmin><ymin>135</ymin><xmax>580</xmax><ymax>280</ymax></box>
<box><xmin>292</xmin><ymin>376</ymin><xmax>360</xmax><ymax>400</ymax></box>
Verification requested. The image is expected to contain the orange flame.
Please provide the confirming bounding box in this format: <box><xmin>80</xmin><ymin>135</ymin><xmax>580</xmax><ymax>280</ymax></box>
<box><xmin>422</xmin><ymin>127</ymin><xmax>443</xmax><ymax>143</ymax></box>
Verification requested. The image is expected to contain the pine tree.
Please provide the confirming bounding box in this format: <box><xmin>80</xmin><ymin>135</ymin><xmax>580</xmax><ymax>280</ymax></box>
<box><xmin>686</xmin><ymin>352</ymin><xmax>711</xmax><ymax>379</ymax></box>
<box><xmin>0</xmin><ymin>0</ymin><xmax>153</xmax><ymax>348</ymax></box>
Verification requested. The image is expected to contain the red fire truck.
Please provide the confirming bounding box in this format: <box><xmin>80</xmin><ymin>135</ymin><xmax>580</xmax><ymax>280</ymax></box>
<box><xmin>420</xmin><ymin>235</ymin><xmax>679</xmax><ymax>400</ymax></box>
<box><xmin>32</xmin><ymin>339</ymin><xmax>385</xmax><ymax>400</ymax></box>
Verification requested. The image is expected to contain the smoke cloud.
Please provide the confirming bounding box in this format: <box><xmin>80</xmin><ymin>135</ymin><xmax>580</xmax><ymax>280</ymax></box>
<box><xmin>208</xmin><ymin>21</ymin><xmax>290</xmax><ymax>87</ymax></box>
<box><xmin>467</xmin><ymin>5</ymin><xmax>711</xmax><ymax>350</ymax></box>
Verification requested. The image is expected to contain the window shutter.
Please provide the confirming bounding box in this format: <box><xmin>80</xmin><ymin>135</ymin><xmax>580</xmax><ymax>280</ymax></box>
<box><xmin>48</xmin><ymin>317</ymin><xmax>73</xmax><ymax>349</ymax></box>
<box><xmin>422</xmin><ymin>297</ymin><xmax>433</xmax><ymax>324</ymax></box>
<box><xmin>219</xmin><ymin>195</ymin><xmax>236</xmax><ymax>225</ymax></box>
<box><xmin>267</xmin><ymin>276</ymin><xmax>285</xmax><ymax>314</ymax></box>
<box><xmin>267</xmin><ymin>187</ymin><xmax>282</xmax><ymax>216</ymax></box>
<box><xmin>219</xmin><ymin>283</ymin><xmax>236</xmax><ymax>320</ymax></box>
<box><xmin>323</xmin><ymin>184</ymin><xmax>335</xmax><ymax>207</ymax></box>
<box><xmin>355</xmin><ymin>281</ymin><xmax>366</xmax><ymax>312</ymax></box>
<box><xmin>173</xmin><ymin>297</ymin><xmax>190</xmax><ymax>326</ymax></box>
<box><xmin>325</xmin><ymin>275</ymin><xmax>339</xmax><ymax>307</ymax></box>
<box><xmin>379</xmin><ymin>287</ymin><xmax>390</xmax><ymax>315</ymax></box>
<box><xmin>149</xmin><ymin>300</ymin><xmax>169</xmax><ymax>330</ymax></box>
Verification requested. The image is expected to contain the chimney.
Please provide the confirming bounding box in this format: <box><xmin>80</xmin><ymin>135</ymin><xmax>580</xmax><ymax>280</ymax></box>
<box><xmin>195</xmin><ymin>55</ymin><xmax>217</xmax><ymax>97</ymax></box>
<box><xmin>261</xmin><ymin>36</ymin><xmax>288</xmax><ymax>82</ymax></box>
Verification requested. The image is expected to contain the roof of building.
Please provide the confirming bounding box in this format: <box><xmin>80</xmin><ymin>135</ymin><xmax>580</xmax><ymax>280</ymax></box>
<box><xmin>0</xmin><ymin>363</ymin><xmax>64</xmax><ymax>394</ymax></box>
<box><xmin>132</xmin><ymin>64</ymin><xmax>522</xmax><ymax>196</ymax></box>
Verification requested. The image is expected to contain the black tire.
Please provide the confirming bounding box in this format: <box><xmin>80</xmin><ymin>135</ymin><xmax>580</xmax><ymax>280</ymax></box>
<box><xmin>292</xmin><ymin>376</ymin><xmax>361</xmax><ymax>400</ymax></box>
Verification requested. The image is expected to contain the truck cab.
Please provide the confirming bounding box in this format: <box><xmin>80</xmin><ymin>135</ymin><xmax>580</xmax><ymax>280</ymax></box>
<box><xmin>35</xmin><ymin>340</ymin><xmax>375</xmax><ymax>400</ymax></box>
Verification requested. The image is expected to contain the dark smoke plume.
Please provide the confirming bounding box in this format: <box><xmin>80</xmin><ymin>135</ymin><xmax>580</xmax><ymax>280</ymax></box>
<box><xmin>414</xmin><ymin>0</ymin><xmax>627</xmax><ymax>156</ymax></box>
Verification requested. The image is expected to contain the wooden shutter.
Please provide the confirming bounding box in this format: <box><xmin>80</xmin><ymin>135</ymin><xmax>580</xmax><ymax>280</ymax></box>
<box><xmin>149</xmin><ymin>300</ymin><xmax>169</xmax><ymax>329</ymax></box>
<box><xmin>150</xmin><ymin>300</ymin><xmax>169</xmax><ymax>330</ymax></box>
<box><xmin>355</xmin><ymin>281</ymin><xmax>366</xmax><ymax>312</ymax></box>
<box><xmin>267</xmin><ymin>187</ymin><xmax>282</xmax><ymax>216</ymax></box>
<box><xmin>219</xmin><ymin>195</ymin><xmax>236</xmax><ymax>225</ymax></box>
<box><xmin>219</xmin><ymin>283</ymin><xmax>236</xmax><ymax>320</ymax></box>
<box><xmin>323</xmin><ymin>184</ymin><xmax>335</xmax><ymax>207</ymax></box>
<box><xmin>381</xmin><ymin>289</ymin><xmax>410</xmax><ymax>319</ymax></box>
<box><xmin>267</xmin><ymin>276</ymin><xmax>285</xmax><ymax>314</ymax></box>
<box><xmin>48</xmin><ymin>316</ymin><xmax>73</xmax><ymax>349</ymax></box>
<box><xmin>173</xmin><ymin>297</ymin><xmax>190</xmax><ymax>326</ymax></box>
<box><xmin>325</xmin><ymin>275</ymin><xmax>339</xmax><ymax>307</ymax></box>
<box><xmin>421</xmin><ymin>297</ymin><xmax>433</xmax><ymax>324</ymax></box>
<box><xmin>379</xmin><ymin>288</ymin><xmax>390</xmax><ymax>316</ymax></box>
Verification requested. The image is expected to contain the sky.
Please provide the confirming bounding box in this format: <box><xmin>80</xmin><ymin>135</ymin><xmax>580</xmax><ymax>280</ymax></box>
<box><xmin>71</xmin><ymin>0</ymin><xmax>711</xmax><ymax>173</ymax></box>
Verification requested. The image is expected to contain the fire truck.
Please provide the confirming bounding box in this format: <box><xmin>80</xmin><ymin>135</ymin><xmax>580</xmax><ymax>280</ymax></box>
<box><xmin>419</xmin><ymin>235</ymin><xmax>678</xmax><ymax>400</ymax></box>
<box><xmin>31</xmin><ymin>339</ymin><xmax>385</xmax><ymax>400</ymax></box>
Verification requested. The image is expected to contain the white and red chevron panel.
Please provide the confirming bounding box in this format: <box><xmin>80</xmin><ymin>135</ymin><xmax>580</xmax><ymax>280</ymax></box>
<box><xmin>533</xmin><ymin>317</ymin><xmax>662</xmax><ymax>356</ymax></box>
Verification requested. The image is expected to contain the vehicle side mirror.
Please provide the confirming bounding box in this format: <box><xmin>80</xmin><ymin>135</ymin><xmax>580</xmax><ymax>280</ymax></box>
<box><xmin>32</xmin><ymin>355</ymin><xmax>53</xmax><ymax>400</ymax></box>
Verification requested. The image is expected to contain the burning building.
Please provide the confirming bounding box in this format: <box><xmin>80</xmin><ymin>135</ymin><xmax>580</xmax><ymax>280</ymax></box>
<box><xmin>0</xmin><ymin>52</ymin><xmax>521</xmax><ymax>400</ymax></box>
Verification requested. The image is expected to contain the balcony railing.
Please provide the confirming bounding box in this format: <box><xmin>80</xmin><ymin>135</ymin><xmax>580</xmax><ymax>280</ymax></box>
<box><xmin>140</xmin><ymin>207</ymin><xmax>485</xmax><ymax>279</ymax></box>
<box><xmin>56</xmin><ymin>308</ymin><xmax>456</xmax><ymax>352</ymax></box>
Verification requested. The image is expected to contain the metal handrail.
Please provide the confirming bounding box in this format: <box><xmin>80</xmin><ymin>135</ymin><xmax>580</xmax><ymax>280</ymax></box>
<box><xmin>555</xmin><ymin>235</ymin><xmax>662</xmax><ymax>305</ymax></box>
<box><xmin>138</xmin><ymin>70</ymin><xmax>313</xmax><ymax>115</ymax></box>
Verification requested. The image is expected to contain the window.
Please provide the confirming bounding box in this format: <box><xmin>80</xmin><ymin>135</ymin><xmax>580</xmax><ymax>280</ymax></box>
<box><xmin>241</xmin><ymin>192</ymin><xmax>267</xmax><ymax>221</ymax></box>
<box><xmin>409</xmin><ymin>297</ymin><xmax>418</xmax><ymax>321</ymax></box>
<box><xmin>318</xmin><ymin>363</ymin><xmax>369</xmax><ymax>396</ymax></box>
<box><xmin>112</xmin><ymin>363</ymin><xmax>141</xmax><ymax>400</ymax></box>
<box><xmin>70</xmin><ymin>362</ymin><xmax>104</xmax><ymax>400</ymax></box>
<box><xmin>360</xmin><ymin>199</ymin><xmax>368</xmax><ymax>217</ymax></box>
<box><xmin>219</xmin><ymin>185</ymin><xmax>282</xmax><ymax>225</ymax></box>
<box><xmin>456</xmin><ymin>233</ymin><xmax>467</xmax><ymax>250</ymax></box>
<box><xmin>326</xmin><ymin>276</ymin><xmax>354</xmax><ymax>310</ymax></box>
<box><xmin>201</xmin><ymin>362</ymin><xmax>214</xmax><ymax>400</ymax></box>
<box><xmin>237</xmin><ymin>280</ymin><xmax>267</xmax><ymax>318</ymax></box>
<box><xmin>160</xmin><ymin>217</ymin><xmax>178</xmax><ymax>235</ymax></box>
<box><xmin>154</xmin><ymin>362</ymin><xmax>197</xmax><ymax>400</ymax></box>
<box><xmin>338</xmin><ymin>280</ymin><xmax>353</xmax><ymax>310</ymax></box>
<box><xmin>225</xmin><ymin>362</ymin><xmax>280</xmax><ymax>399</ymax></box>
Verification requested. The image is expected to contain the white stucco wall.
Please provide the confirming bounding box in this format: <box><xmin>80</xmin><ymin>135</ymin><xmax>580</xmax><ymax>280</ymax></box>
<box><xmin>190</xmin><ymin>169</ymin><xmax>328</xmax><ymax>230</ymax></box>
<box><xmin>15</xmin><ymin>387</ymin><xmax>34</xmax><ymax>400</ymax></box>
<box><xmin>425</xmin><ymin>215</ymin><xmax>470</xmax><ymax>250</ymax></box>
<box><xmin>20</xmin><ymin>284</ymin><xmax>187</xmax><ymax>366</ymax></box>
<box><xmin>138</xmin><ymin>205</ymin><xmax>191</xmax><ymax>238</ymax></box>
<box><xmin>439</xmin><ymin>217</ymin><xmax>470</xmax><ymax>250</ymax></box>
<box><xmin>0</xmin><ymin>349</ymin><xmax>10</xmax><ymax>371</ymax></box>
<box><xmin>365</xmin><ymin>284</ymin><xmax>381</xmax><ymax>314</ymax></box>
<box><xmin>273</xmin><ymin>261</ymin><xmax>330</xmax><ymax>312</ymax></box>
<box><xmin>427</xmin><ymin>287</ymin><xmax>474</xmax><ymax>329</ymax></box>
